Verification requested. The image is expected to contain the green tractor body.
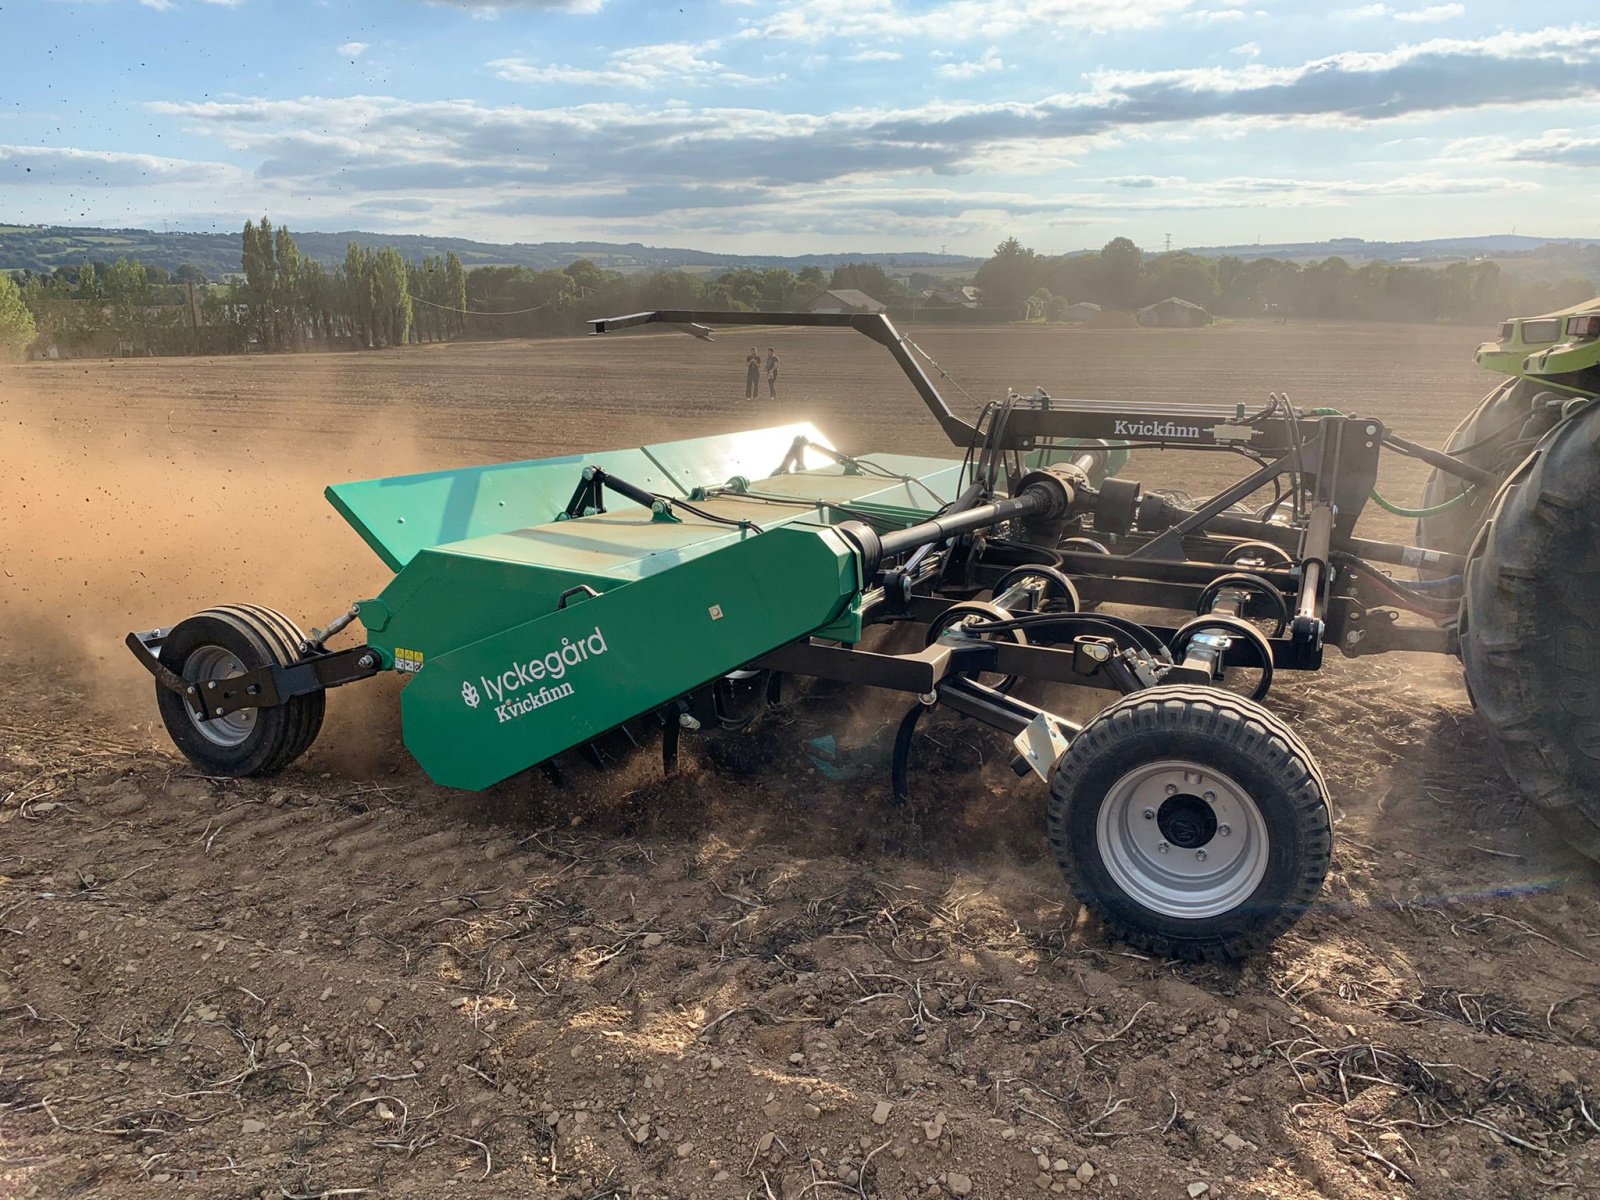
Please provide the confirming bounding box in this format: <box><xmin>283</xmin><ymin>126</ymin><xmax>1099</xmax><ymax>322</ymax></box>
<box><xmin>1474</xmin><ymin>298</ymin><xmax>1600</xmax><ymax>395</ymax></box>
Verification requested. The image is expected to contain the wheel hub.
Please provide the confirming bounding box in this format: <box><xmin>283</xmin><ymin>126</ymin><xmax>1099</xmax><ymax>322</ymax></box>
<box><xmin>1096</xmin><ymin>760</ymin><xmax>1269</xmax><ymax>919</ymax></box>
<box><xmin>183</xmin><ymin>644</ymin><xmax>256</xmax><ymax>748</ymax></box>
<box><xmin>1157</xmin><ymin>793</ymin><xmax>1218</xmax><ymax>849</ymax></box>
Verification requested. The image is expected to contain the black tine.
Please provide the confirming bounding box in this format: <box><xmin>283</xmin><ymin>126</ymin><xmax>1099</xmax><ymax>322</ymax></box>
<box><xmin>662</xmin><ymin>716</ymin><xmax>681</xmax><ymax>774</ymax></box>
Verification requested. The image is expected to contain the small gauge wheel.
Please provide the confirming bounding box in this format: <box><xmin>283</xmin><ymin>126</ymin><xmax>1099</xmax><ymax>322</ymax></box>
<box><xmin>926</xmin><ymin>600</ymin><xmax>1029</xmax><ymax>693</ymax></box>
<box><xmin>993</xmin><ymin>564</ymin><xmax>1080</xmax><ymax>613</ymax></box>
<box><xmin>1169</xmin><ymin>614</ymin><xmax>1275</xmax><ymax>701</ymax></box>
<box><xmin>1222</xmin><ymin>540</ymin><xmax>1293</xmax><ymax>568</ymax></box>
<box><xmin>1196</xmin><ymin>572</ymin><xmax>1290</xmax><ymax>638</ymax></box>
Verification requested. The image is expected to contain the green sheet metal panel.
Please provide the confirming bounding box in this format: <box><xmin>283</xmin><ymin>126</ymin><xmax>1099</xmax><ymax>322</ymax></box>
<box><xmin>326</xmin><ymin>447</ymin><xmax>682</xmax><ymax>572</ymax></box>
<box><xmin>353</xmin><ymin>444</ymin><xmax>964</xmax><ymax>683</ymax></box>
<box><xmin>397</xmin><ymin>522</ymin><xmax>859</xmax><ymax>790</ymax></box>
<box><xmin>747</xmin><ymin>453</ymin><xmax>963</xmax><ymax>516</ymax></box>
<box><xmin>327</xmin><ymin>423</ymin><xmax>843</xmax><ymax>573</ymax></box>
<box><xmin>641</xmin><ymin>422</ymin><xmax>835</xmax><ymax>494</ymax></box>
<box><xmin>365</xmin><ymin>496</ymin><xmax>820</xmax><ymax>663</ymax></box>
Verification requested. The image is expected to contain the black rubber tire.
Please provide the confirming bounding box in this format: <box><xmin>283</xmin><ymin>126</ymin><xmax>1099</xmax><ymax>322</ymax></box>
<box><xmin>1462</xmin><ymin>401</ymin><xmax>1600</xmax><ymax>862</ymax></box>
<box><xmin>1047</xmin><ymin>685</ymin><xmax>1331</xmax><ymax>962</ymax></box>
<box><xmin>1415</xmin><ymin>379</ymin><xmax>1540</xmax><ymax>569</ymax></box>
<box><xmin>155</xmin><ymin>605</ymin><xmax>325</xmax><ymax>777</ymax></box>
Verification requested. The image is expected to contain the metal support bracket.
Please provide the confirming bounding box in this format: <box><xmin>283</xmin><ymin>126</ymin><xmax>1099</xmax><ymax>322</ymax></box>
<box><xmin>127</xmin><ymin>630</ymin><xmax>383</xmax><ymax>721</ymax></box>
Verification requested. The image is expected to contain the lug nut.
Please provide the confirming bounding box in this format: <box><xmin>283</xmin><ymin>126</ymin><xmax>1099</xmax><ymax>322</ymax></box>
<box><xmin>1203</xmin><ymin>790</ymin><xmax>1216</xmax><ymax>802</ymax></box>
<box><xmin>1196</xmin><ymin>850</ymin><xmax>1207</xmax><ymax>862</ymax></box>
<box><xmin>1157</xmin><ymin>842</ymin><xmax>1169</xmax><ymax>854</ymax></box>
<box><xmin>1218</xmin><ymin>824</ymin><xmax>1231</xmax><ymax>837</ymax></box>
<box><xmin>1165</xmin><ymin>784</ymin><xmax>1178</xmax><ymax>795</ymax></box>
<box><xmin>1143</xmin><ymin>808</ymin><xmax>1155</xmax><ymax>820</ymax></box>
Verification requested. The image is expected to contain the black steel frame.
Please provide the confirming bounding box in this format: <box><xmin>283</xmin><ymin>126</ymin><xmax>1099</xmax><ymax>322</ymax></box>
<box><xmin>594</xmin><ymin>306</ymin><xmax>1495</xmax><ymax>787</ymax></box>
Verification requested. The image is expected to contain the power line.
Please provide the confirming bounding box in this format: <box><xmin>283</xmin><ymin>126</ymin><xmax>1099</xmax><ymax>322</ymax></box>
<box><xmin>408</xmin><ymin>284</ymin><xmax>593</xmax><ymax>317</ymax></box>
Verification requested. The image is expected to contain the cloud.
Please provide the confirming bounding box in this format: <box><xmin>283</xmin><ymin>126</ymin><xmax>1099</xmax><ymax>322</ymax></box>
<box><xmin>337</xmin><ymin>41</ymin><xmax>370</xmax><ymax>58</ymax></box>
<box><xmin>427</xmin><ymin>0</ymin><xmax>603</xmax><ymax>11</ymax></box>
<box><xmin>743</xmin><ymin>0</ymin><xmax>1196</xmax><ymax>43</ymax></box>
<box><xmin>141</xmin><ymin>27</ymin><xmax>1598</xmax><ymax>226</ymax></box>
<box><xmin>1340</xmin><ymin>2</ymin><xmax>1463</xmax><ymax>18</ymax></box>
<box><xmin>1393</xmin><ymin>3</ymin><xmax>1464</xmax><ymax>20</ymax></box>
<box><xmin>1230</xmin><ymin>42</ymin><xmax>1261</xmax><ymax>57</ymax></box>
<box><xmin>1499</xmin><ymin>130</ymin><xmax>1600</xmax><ymax>168</ymax></box>
<box><xmin>847</xmin><ymin>49</ymin><xmax>903</xmax><ymax>62</ymax></box>
<box><xmin>140</xmin><ymin>0</ymin><xmax>174</xmax><ymax>10</ymax></box>
<box><xmin>936</xmin><ymin>47</ymin><xmax>1003</xmax><ymax>80</ymax></box>
<box><xmin>492</xmin><ymin>41</ymin><xmax>765</xmax><ymax>87</ymax></box>
<box><xmin>0</xmin><ymin>143</ymin><xmax>238</xmax><ymax>187</ymax></box>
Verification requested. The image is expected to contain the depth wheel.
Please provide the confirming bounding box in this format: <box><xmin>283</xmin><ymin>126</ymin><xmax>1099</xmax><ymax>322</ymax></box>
<box><xmin>155</xmin><ymin>605</ymin><xmax>325</xmax><ymax>777</ymax></box>
<box><xmin>1047</xmin><ymin>685</ymin><xmax>1331</xmax><ymax>961</ymax></box>
<box><xmin>1463</xmin><ymin>400</ymin><xmax>1600</xmax><ymax>861</ymax></box>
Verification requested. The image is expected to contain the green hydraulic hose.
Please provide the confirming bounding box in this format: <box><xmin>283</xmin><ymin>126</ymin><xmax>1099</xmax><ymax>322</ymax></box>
<box><xmin>1304</xmin><ymin>407</ymin><xmax>1475</xmax><ymax>519</ymax></box>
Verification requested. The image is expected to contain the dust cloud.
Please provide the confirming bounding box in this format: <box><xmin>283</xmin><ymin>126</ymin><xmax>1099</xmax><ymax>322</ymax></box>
<box><xmin>0</xmin><ymin>367</ymin><xmax>431</xmax><ymax>759</ymax></box>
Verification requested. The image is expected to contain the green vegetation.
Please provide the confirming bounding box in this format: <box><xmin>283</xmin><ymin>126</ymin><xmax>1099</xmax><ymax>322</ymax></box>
<box><xmin>9</xmin><ymin>219</ymin><xmax>468</xmax><ymax>356</ymax></box>
<box><xmin>8</xmin><ymin>221</ymin><xmax>1591</xmax><ymax>359</ymax></box>
<box><xmin>970</xmin><ymin>236</ymin><xmax>1596</xmax><ymax>324</ymax></box>
<box><xmin>0</xmin><ymin>271</ymin><xmax>35</xmax><ymax>357</ymax></box>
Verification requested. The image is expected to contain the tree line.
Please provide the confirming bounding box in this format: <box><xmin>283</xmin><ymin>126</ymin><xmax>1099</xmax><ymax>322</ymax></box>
<box><xmin>973</xmin><ymin>236</ymin><xmax>1596</xmax><ymax>325</ymax></box>
<box><xmin>0</xmin><ymin>219</ymin><xmax>469</xmax><ymax>357</ymax></box>
<box><xmin>5</xmin><ymin>226</ymin><xmax>1595</xmax><ymax>361</ymax></box>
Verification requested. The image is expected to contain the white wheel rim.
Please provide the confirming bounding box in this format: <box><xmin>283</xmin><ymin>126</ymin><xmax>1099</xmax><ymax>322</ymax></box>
<box><xmin>1095</xmin><ymin>759</ymin><xmax>1269</xmax><ymax>920</ymax></box>
<box><xmin>183</xmin><ymin>645</ymin><xmax>257</xmax><ymax>748</ymax></box>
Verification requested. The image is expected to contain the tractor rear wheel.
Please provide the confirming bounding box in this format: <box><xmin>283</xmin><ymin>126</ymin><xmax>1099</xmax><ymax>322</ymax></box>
<box><xmin>1462</xmin><ymin>400</ymin><xmax>1600</xmax><ymax>862</ymax></box>
<box><xmin>1047</xmin><ymin>686</ymin><xmax>1331</xmax><ymax>961</ymax></box>
<box><xmin>155</xmin><ymin>605</ymin><xmax>325</xmax><ymax>777</ymax></box>
<box><xmin>1415</xmin><ymin>379</ymin><xmax>1541</xmax><ymax>568</ymax></box>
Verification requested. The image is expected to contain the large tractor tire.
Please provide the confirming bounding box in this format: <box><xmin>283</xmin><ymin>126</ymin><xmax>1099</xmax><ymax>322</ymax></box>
<box><xmin>1415</xmin><ymin>379</ymin><xmax>1541</xmax><ymax>567</ymax></box>
<box><xmin>1462</xmin><ymin>399</ymin><xmax>1600</xmax><ymax>862</ymax></box>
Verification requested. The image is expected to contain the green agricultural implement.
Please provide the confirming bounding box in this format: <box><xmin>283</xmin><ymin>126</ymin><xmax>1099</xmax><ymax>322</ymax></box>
<box><xmin>129</xmin><ymin>308</ymin><xmax>1593</xmax><ymax>962</ymax></box>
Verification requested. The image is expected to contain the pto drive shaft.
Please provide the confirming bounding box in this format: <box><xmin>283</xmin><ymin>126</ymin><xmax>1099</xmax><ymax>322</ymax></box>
<box><xmin>839</xmin><ymin>462</ymin><xmax>1090</xmax><ymax>574</ymax></box>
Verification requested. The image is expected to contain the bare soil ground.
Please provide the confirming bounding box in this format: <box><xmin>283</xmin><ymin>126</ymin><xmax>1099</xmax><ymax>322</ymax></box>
<box><xmin>2</xmin><ymin>321</ymin><xmax>1598</xmax><ymax>1200</ymax></box>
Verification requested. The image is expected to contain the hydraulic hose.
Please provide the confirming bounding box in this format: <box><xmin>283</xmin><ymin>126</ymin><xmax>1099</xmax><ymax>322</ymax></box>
<box><xmin>1307</xmin><ymin>406</ymin><xmax>1480</xmax><ymax>518</ymax></box>
<box><xmin>1367</xmin><ymin>488</ymin><xmax>1474</xmax><ymax>519</ymax></box>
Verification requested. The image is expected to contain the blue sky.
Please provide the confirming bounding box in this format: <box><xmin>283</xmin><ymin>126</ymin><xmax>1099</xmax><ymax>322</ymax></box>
<box><xmin>1</xmin><ymin>0</ymin><xmax>1595</xmax><ymax>254</ymax></box>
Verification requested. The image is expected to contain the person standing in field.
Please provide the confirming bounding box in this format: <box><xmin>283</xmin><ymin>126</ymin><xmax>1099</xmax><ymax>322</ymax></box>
<box><xmin>765</xmin><ymin>346</ymin><xmax>780</xmax><ymax>400</ymax></box>
<box><xmin>745</xmin><ymin>346</ymin><xmax>761</xmax><ymax>399</ymax></box>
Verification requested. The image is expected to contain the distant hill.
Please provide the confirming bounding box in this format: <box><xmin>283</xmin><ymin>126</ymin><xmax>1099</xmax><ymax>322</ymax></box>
<box><xmin>1183</xmin><ymin>234</ymin><xmax>1600</xmax><ymax>264</ymax></box>
<box><xmin>0</xmin><ymin>224</ymin><xmax>983</xmax><ymax>280</ymax></box>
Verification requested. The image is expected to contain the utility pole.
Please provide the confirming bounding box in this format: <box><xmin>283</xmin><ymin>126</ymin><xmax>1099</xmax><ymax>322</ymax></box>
<box><xmin>1164</xmin><ymin>233</ymin><xmax>1172</xmax><ymax>253</ymax></box>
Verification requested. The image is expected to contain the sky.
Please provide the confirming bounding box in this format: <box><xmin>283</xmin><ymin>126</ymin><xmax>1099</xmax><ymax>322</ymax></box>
<box><xmin>0</xmin><ymin>0</ymin><xmax>1595</xmax><ymax>255</ymax></box>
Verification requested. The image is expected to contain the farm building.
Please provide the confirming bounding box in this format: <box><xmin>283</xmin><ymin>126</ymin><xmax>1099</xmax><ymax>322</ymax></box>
<box><xmin>1137</xmin><ymin>296</ymin><xmax>1213</xmax><ymax>327</ymax></box>
<box><xmin>810</xmin><ymin>288</ymin><xmax>887</xmax><ymax>315</ymax></box>
<box><xmin>1060</xmin><ymin>301</ymin><xmax>1102</xmax><ymax>323</ymax></box>
<box><xmin>917</xmin><ymin>286</ymin><xmax>980</xmax><ymax>310</ymax></box>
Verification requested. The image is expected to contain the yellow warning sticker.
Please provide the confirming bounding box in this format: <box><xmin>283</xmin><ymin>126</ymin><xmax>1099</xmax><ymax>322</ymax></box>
<box><xmin>394</xmin><ymin>647</ymin><xmax>425</xmax><ymax>674</ymax></box>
